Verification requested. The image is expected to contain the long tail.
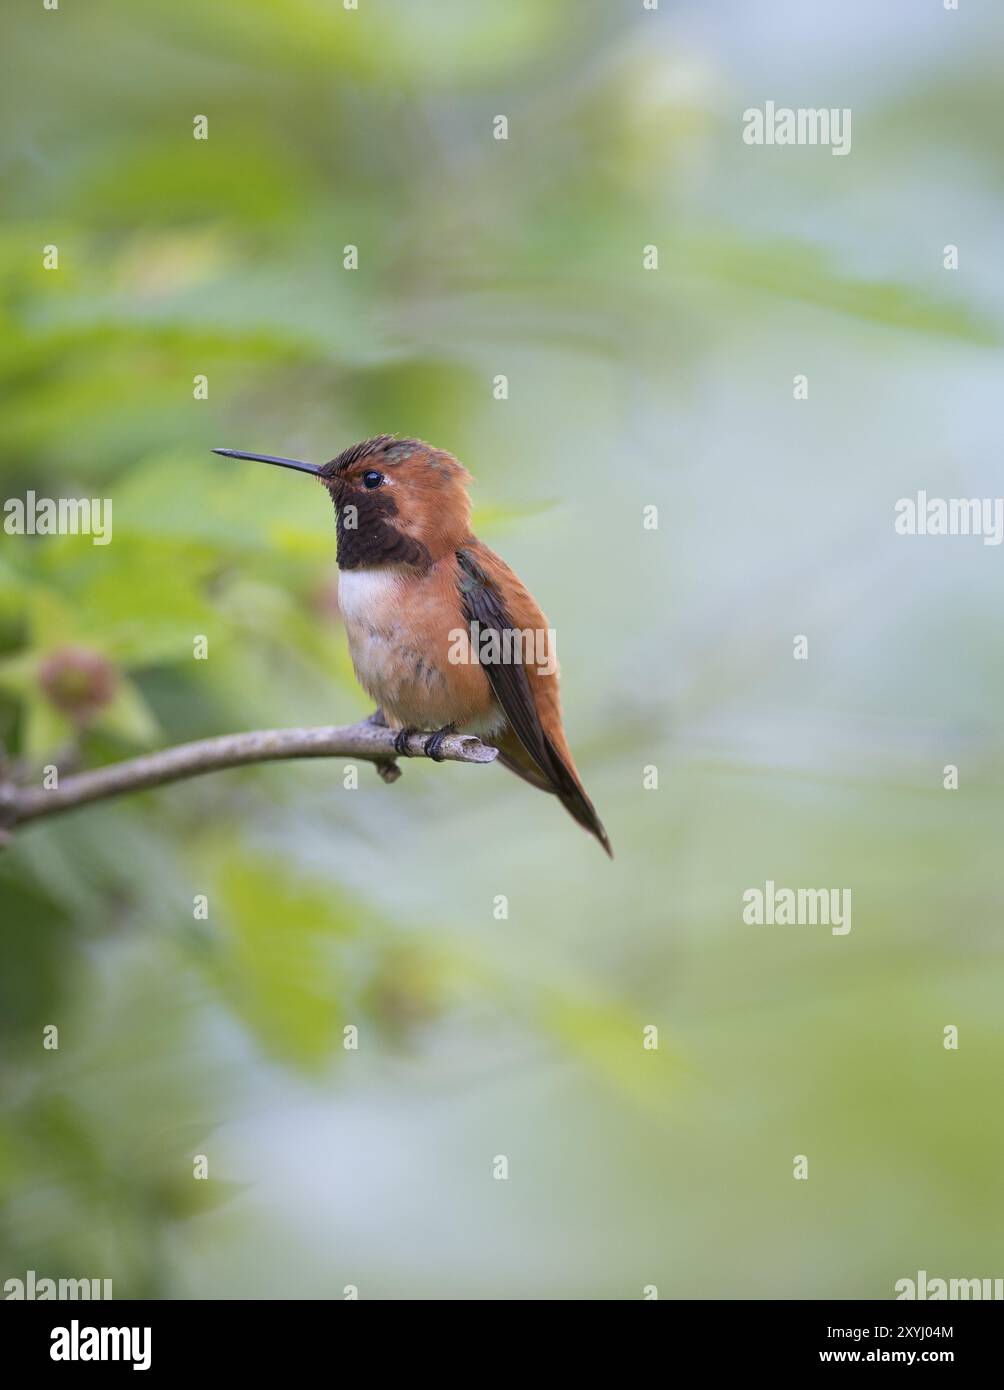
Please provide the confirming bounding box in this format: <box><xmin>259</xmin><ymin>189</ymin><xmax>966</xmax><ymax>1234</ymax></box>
<box><xmin>496</xmin><ymin>729</ymin><xmax>613</xmax><ymax>858</ymax></box>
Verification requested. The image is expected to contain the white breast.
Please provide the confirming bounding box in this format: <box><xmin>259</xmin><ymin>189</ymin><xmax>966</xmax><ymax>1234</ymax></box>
<box><xmin>336</xmin><ymin>567</ymin><xmax>410</xmax><ymax>714</ymax></box>
<box><xmin>335</xmin><ymin>564</ymin><xmax>502</xmax><ymax>734</ymax></box>
<box><xmin>336</xmin><ymin>568</ymin><xmax>404</xmax><ymax>627</ymax></box>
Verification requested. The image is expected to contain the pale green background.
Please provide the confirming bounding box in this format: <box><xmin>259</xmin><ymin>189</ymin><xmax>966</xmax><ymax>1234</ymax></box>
<box><xmin>1</xmin><ymin>0</ymin><xmax>1002</xmax><ymax>1299</ymax></box>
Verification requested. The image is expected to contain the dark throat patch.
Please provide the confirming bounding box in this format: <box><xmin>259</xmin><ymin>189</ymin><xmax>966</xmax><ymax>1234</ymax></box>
<box><xmin>328</xmin><ymin>486</ymin><xmax>431</xmax><ymax>571</ymax></box>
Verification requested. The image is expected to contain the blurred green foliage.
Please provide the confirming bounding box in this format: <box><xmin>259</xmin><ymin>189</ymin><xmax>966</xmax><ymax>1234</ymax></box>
<box><xmin>2</xmin><ymin>0</ymin><xmax>1003</xmax><ymax>1298</ymax></box>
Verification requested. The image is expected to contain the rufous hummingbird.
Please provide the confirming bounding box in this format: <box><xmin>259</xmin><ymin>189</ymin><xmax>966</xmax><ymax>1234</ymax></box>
<box><xmin>213</xmin><ymin>436</ymin><xmax>612</xmax><ymax>856</ymax></box>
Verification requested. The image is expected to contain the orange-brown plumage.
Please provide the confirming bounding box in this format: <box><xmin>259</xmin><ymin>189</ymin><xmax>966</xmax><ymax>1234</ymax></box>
<box><xmin>214</xmin><ymin>435</ymin><xmax>611</xmax><ymax>855</ymax></box>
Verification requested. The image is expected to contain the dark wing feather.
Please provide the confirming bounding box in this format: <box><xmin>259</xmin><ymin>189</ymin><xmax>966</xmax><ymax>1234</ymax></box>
<box><xmin>456</xmin><ymin>548</ymin><xmax>612</xmax><ymax>856</ymax></box>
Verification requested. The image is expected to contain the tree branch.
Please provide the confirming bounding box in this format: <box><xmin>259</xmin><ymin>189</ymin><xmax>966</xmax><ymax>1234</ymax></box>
<box><xmin>0</xmin><ymin>721</ymin><xmax>498</xmax><ymax>833</ymax></box>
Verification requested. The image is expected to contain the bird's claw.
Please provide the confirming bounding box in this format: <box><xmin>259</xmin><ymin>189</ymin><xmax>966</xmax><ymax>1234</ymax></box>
<box><xmin>391</xmin><ymin>725</ymin><xmax>455</xmax><ymax>760</ymax></box>
<box><xmin>393</xmin><ymin>727</ymin><xmax>418</xmax><ymax>756</ymax></box>
<box><xmin>423</xmin><ymin>725</ymin><xmax>455</xmax><ymax>762</ymax></box>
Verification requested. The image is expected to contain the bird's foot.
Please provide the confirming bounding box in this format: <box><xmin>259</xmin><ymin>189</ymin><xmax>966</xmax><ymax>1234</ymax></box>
<box><xmin>393</xmin><ymin>727</ymin><xmax>419</xmax><ymax>756</ymax></box>
<box><xmin>391</xmin><ymin>724</ymin><xmax>456</xmax><ymax>760</ymax></box>
<box><xmin>422</xmin><ymin>724</ymin><xmax>456</xmax><ymax>762</ymax></box>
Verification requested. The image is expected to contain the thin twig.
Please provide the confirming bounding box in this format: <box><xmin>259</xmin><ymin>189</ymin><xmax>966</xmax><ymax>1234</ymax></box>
<box><xmin>0</xmin><ymin>721</ymin><xmax>498</xmax><ymax>833</ymax></box>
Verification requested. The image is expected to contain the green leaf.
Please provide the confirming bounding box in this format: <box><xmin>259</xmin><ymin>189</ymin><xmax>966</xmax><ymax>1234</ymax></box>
<box><xmin>208</xmin><ymin>851</ymin><xmax>363</xmax><ymax>1067</ymax></box>
<box><xmin>92</xmin><ymin>676</ymin><xmax>161</xmax><ymax>747</ymax></box>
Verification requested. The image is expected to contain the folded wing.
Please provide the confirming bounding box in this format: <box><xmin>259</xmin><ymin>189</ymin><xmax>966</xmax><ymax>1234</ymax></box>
<box><xmin>456</xmin><ymin>546</ymin><xmax>612</xmax><ymax>857</ymax></box>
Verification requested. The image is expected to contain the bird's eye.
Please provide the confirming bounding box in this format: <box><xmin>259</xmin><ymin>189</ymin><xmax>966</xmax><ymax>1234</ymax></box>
<box><xmin>361</xmin><ymin>470</ymin><xmax>385</xmax><ymax>490</ymax></box>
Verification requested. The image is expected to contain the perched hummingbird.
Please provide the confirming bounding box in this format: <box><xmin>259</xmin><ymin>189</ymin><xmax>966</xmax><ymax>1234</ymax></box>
<box><xmin>212</xmin><ymin>436</ymin><xmax>612</xmax><ymax>856</ymax></box>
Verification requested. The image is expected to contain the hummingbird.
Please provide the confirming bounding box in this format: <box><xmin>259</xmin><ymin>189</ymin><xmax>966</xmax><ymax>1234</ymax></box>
<box><xmin>212</xmin><ymin>436</ymin><xmax>612</xmax><ymax>856</ymax></box>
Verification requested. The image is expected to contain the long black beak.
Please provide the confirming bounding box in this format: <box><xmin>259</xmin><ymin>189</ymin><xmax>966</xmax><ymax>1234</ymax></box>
<box><xmin>212</xmin><ymin>448</ymin><xmax>323</xmax><ymax>477</ymax></box>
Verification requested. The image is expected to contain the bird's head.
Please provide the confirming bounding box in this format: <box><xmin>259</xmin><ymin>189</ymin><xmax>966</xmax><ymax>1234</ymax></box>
<box><xmin>213</xmin><ymin>436</ymin><xmax>473</xmax><ymax>571</ymax></box>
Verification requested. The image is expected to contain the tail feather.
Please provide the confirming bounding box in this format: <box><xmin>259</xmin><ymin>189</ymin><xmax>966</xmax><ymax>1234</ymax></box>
<box><xmin>496</xmin><ymin>729</ymin><xmax>613</xmax><ymax>858</ymax></box>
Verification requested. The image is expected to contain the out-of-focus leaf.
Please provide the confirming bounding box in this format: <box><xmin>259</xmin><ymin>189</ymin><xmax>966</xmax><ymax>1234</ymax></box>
<box><xmin>681</xmin><ymin>232</ymin><xmax>998</xmax><ymax>344</ymax></box>
<box><xmin>208</xmin><ymin>851</ymin><xmax>362</xmax><ymax>1067</ymax></box>
<box><xmin>92</xmin><ymin>676</ymin><xmax>160</xmax><ymax>747</ymax></box>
